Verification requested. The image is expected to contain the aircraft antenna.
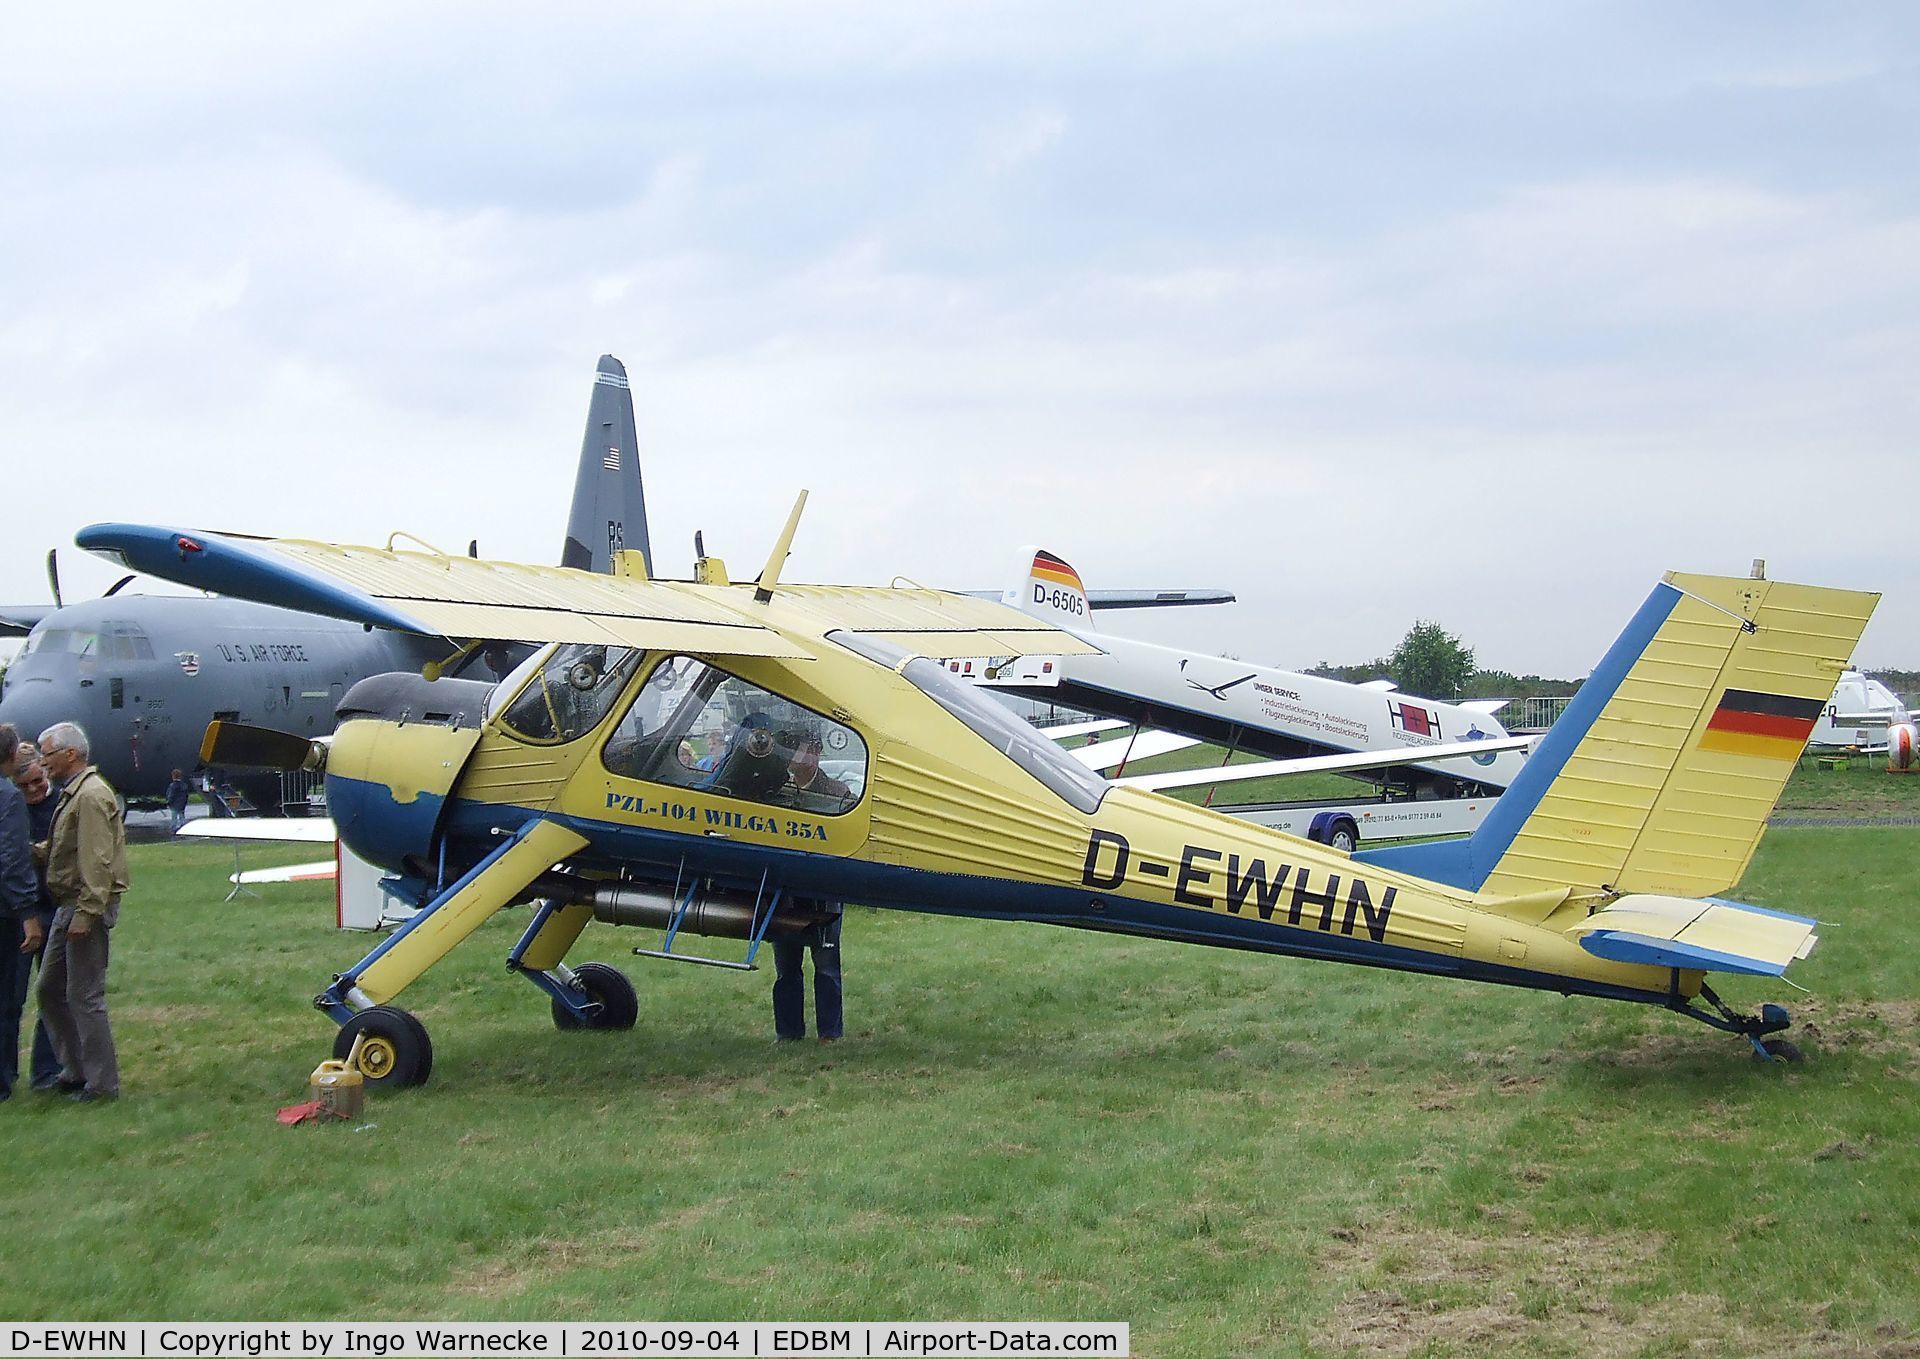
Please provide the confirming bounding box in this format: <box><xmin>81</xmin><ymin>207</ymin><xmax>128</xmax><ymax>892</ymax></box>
<box><xmin>754</xmin><ymin>490</ymin><xmax>809</xmax><ymax>603</ymax></box>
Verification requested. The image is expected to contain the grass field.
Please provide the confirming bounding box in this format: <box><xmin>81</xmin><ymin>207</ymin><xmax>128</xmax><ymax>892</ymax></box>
<box><xmin>3</xmin><ymin>820</ymin><xmax>1918</xmax><ymax>1355</ymax></box>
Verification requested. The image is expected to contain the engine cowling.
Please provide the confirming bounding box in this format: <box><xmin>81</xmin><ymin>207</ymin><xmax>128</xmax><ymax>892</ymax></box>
<box><xmin>1891</xmin><ymin>722</ymin><xmax>1918</xmax><ymax>772</ymax></box>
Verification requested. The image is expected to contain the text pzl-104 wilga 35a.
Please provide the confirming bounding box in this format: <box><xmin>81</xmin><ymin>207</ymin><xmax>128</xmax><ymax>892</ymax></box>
<box><xmin>80</xmin><ymin>500</ymin><xmax>1877</xmax><ymax>1087</ymax></box>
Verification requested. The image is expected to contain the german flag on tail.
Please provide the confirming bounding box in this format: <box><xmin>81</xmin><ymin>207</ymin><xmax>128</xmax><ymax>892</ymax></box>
<box><xmin>1699</xmin><ymin>689</ymin><xmax>1825</xmax><ymax>761</ymax></box>
<box><xmin>1031</xmin><ymin>551</ymin><xmax>1084</xmax><ymax>593</ymax></box>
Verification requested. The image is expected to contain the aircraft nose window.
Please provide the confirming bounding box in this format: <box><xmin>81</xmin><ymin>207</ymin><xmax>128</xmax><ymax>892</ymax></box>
<box><xmin>21</xmin><ymin>627</ymin><xmax>99</xmax><ymax>658</ymax></box>
<box><xmin>100</xmin><ymin>621</ymin><xmax>156</xmax><ymax>661</ymax></box>
<box><xmin>601</xmin><ymin>655</ymin><xmax>867</xmax><ymax>815</ymax></box>
<box><xmin>498</xmin><ymin>643</ymin><xmax>642</xmax><ymax>744</ymax></box>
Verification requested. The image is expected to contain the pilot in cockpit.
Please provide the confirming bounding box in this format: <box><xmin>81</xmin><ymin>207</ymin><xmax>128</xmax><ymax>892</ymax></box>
<box><xmin>785</xmin><ymin>733</ymin><xmax>852</xmax><ymax>806</ymax></box>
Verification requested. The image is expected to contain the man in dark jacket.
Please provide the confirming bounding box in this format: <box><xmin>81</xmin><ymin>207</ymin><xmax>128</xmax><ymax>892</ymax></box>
<box><xmin>165</xmin><ymin>769</ymin><xmax>192</xmax><ymax>834</ymax></box>
<box><xmin>0</xmin><ymin>725</ymin><xmax>45</xmax><ymax>1101</ymax></box>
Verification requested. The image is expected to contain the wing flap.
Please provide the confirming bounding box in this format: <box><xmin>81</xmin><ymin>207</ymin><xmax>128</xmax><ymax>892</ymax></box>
<box><xmin>1565</xmin><ymin>893</ymin><xmax>1817</xmax><ymax>977</ymax></box>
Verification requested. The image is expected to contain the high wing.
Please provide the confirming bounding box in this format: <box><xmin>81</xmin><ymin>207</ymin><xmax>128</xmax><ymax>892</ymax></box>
<box><xmin>80</xmin><ymin>524</ymin><xmax>809</xmax><ymax>656</ymax></box>
<box><xmin>76</xmin><ymin>523</ymin><xmax>1100</xmax><ymax>661</ymax></box>
<box><xmin>0</xmin><ymin>605</ymin><xmax>52</xmax><ymax>638</ymax></box>
<box><xmin>1118</xmin><ymin>733</ymin><xmax>1537</xmax><ymax>792</ymax></box>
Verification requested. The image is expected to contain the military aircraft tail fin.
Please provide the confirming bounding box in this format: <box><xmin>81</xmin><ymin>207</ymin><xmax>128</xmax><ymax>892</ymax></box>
<box><xmin>560</xmin><ymin>355</ymin><xmax>652</xmax><ymax>576</ymax></box>
<box><xmin>1006</xmin><ymin>545</ymin><xmax>1097</xmax><ymax>632</ymax></box>
<box><xmin>1358</xmin><ymin>572</ymin><xmax>1877</xmax><ymax>902</ymax></box>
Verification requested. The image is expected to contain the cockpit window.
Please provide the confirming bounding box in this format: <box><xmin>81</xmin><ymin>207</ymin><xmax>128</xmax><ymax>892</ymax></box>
<box><xmin>20</xmin><ymin>627</ymin><xmax>99</xmax><ymax>658</ymax></box>
<box><xmin>830</xmin><ymin>630</ymin><xmax>1108</xmax><ymax>814</ymax></box>
<box><xmin>498</xmin><ymin>643</ymin><xmax>643</xmax><ymax>744</ymax></box>
<box><xmin>602</xmin><ymin>655</ymin><xmax>867</xmax><ymax>815</ymax></box>
<box><xmin>99</xmin><ymin>621</ymin><xmax>155</xmax><ymax>661</ymax></box>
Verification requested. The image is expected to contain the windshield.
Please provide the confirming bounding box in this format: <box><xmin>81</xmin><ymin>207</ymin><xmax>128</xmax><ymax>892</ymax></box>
<box><xmin>830</xmin><ymin>631</ymin><xmax>1107</xmax><ymax>814</ymax></box>
<box><xmin>485</xmin><ymin>644</ymin><xmax>555</xmax><ymax>722</ymax></box>
<box><xmin>20</xmin><ymin>626</ymin><xmax>99</xmax><ymax>658</ymax></box>
<box><xmin>497</xmin><ymin>643</ymin><xmax>644</xmax><ymax>744</ymax></box>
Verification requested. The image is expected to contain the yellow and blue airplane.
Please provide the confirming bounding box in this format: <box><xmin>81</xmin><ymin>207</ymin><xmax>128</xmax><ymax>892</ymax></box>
<box><xmin>78</xmin><ymin>503</ymin><xmax>1877</xmax><ymax>1087</ymax></box>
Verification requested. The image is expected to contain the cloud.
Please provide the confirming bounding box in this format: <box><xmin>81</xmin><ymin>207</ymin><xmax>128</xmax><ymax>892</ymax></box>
<box><xmin>2</xmin><ymin>3</ymin><xmax>1915</xmax><ymax>678</ymax></box>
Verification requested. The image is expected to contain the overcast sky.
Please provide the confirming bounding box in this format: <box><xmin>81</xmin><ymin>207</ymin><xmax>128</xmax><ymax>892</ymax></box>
<box><xmin>4</xmin><ymin>3</ymin><xmax>1915</xmax><ymax>678</ymax></box>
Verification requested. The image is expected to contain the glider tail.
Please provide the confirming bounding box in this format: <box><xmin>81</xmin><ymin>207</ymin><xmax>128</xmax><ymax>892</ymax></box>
<box><xmin>1359</xmin><ymin>572</ymin><xmax>1878</xmax><ymax>901</ymax></box>
<box><xmin>1006</xmin><ymin>545</ymin><xmax>1097</xmax><ymax>632</ymax></box>
<box><xmin>560</xmin><ymin>355</ymin><xmax>653</xmax><ymax>575</ymax></box>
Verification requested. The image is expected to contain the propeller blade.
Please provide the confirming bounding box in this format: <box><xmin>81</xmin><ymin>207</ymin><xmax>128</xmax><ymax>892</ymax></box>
<box><xmin>102</xmin><ymin>575</ymin><xmax>136</xmax><ymax>597</ymax></box>
<box><xmin>45</xmin><ymin>549</ymin><xmax>62</xmax><ymax>608</ymax></box>
<box><xmin>200</xmin><ymin>720</ymin><xmax>326</xmax><ymax>772</ymax></box>
<box><xmin>468</xmin><ymin>539</ymin><xmax>479</xmax><ymax>558</ymax></box>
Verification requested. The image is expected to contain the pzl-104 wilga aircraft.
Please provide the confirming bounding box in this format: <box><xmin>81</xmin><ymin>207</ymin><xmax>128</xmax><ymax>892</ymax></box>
<box><xmin>80</xmin><ymin>503</ymin><xmax>1876</xmax><ymax>1087</ymax></box>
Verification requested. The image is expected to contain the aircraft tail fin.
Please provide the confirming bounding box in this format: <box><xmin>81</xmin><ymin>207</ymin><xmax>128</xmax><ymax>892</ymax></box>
<box><xmin>1005</xmin><ymin>545</ymin><xmax>1096</xmax><ymax>632</ymax></box>
<box><xmin>1358</xmin><ymin>572</ymin><xmax>1877</xmax><ymax>901</ymax></box>
<box><xmin>560</xmin><ymin>355</ymin><xmax>652</xmax><ymax>575</ymax></box>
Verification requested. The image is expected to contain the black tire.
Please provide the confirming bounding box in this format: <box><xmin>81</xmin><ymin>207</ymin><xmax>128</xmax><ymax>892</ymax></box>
<box><xmin>1756</xmin><ymin>1037</ymin><xmax>1804</xmax><ymax>1064</ymax></box>
<box><xmin>1328</xmin><ymin>819</ymin><xmax>1359</xmax><ymax>854</ymax></box>
<box><xmin>335</xmin><ymin>1005</ymin><xmax>434</xmax><ymax>1087</ymax></box>
<box><xmin>552</xmin><ymin>962</ymin><xmax>639</xmax><ymax>1031</ymax></box>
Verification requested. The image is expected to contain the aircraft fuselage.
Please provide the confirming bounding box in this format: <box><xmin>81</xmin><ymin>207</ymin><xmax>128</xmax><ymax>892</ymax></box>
<box><xmin>0</xmin><ymin>595</ymin><xmax>448</xmax><ymax>802</ymax></box>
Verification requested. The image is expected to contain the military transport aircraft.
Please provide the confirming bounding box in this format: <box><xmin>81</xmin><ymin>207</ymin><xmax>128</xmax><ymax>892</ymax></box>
<box><xmin>78</xmin><ymin>502</ymin><xmax>1875</xmax><ymax>1087</ymax></box>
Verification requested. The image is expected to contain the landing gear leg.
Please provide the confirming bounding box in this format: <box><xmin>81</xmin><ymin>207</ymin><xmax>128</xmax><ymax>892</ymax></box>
<box><xmin>504</xmin><ymin>899</ymin><xmax>636</xmax><ymax>1029</ymax></box>
<box><xmin>1675</xmin><ymin>982</ymin><xmax>1802</xmax><ymax>1062</ymax></box>
<box><xmin>313</xmin><ymin>821</ymin><xmax>592</xmax><ymax>1088</ymax></box>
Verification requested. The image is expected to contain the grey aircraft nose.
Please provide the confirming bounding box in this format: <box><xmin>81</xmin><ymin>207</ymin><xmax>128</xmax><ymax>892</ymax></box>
<box><xmin>0</xmin><ymin>680</ymin><xmax>69</xmax><ymax>751</ymax></box>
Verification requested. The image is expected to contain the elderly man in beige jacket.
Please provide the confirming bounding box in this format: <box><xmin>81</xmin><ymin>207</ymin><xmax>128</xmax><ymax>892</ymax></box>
<box><xmin>36</xmin><ymin>722</ymin><xmax>128</xmax><ymax>1102</ymax></box>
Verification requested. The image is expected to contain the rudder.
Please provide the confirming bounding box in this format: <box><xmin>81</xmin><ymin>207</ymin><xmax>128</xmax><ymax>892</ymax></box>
<box><xmin>1359</xmin><ymin>572</ymin><xmax>1877</xmax><ymax>899</ymax></box>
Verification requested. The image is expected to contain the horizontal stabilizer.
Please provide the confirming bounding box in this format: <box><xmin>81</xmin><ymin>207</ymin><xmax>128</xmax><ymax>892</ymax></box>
<box><xmin>1565</xmin><ymin>895</ymin><xmax>1817</xmax><ymax>977</ymax></box>
<box><xmin>958</xmin><ymin>588</ymin><xmax>1235</xmax><ymax>610</ymax></box>
<box><xmin>1081</xmin><ymin>589</ymin><xmax>1235</xmax><ymax>610</ymax></box>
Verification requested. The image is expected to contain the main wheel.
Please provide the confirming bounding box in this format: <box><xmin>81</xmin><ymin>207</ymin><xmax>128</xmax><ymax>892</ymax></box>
<box><xmin>551</xmin><ymin>962</ymin><xmax>639</xmax><ymax>1031</ymax></box>
<box><xmin>1755</xmin><ymin>1037</ymin><xmax>1804</xmax><ymax>1064</ymax></box>
<box><xmin>335</xmin><ymin>1005</ymin><xmax>434</xmax><ymax>1087</ymax></box>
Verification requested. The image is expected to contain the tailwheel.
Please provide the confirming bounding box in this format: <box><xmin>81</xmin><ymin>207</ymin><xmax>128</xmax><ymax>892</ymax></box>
<box><xmin>1754</xmin><ymin>1037</ymin><xmax>1804</xmax><ymax>1064</ymax></box>
<box><xmin>552</xmin><ymin>962</ymin><xmax>639</xmax><ymax>1031</ymax></box>
<box><xmin>336</xmin><ymin>1005</ymin><xmax>435</xmax><ymax>1087</ymax></box>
